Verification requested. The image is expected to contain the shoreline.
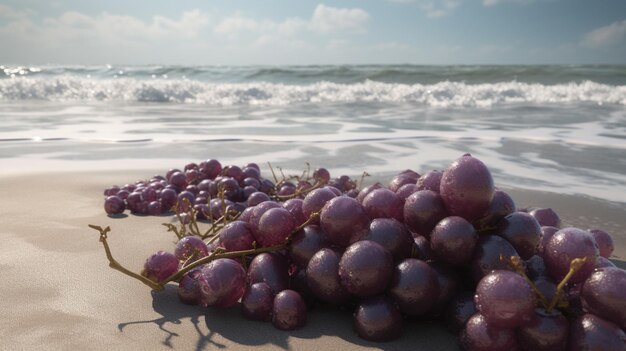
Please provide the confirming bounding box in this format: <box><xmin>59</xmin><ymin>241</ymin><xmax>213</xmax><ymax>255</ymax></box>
<box><xmin>0</xmin><ymin>170</ymin><xmax>624</xmax><ymax>349</ymax></box>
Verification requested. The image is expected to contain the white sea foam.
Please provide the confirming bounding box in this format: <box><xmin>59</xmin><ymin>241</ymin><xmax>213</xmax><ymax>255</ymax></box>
<box><xmin>1</xmin><ymin>77</ymin><xmax>625</xmax><ymax>107</ymax></box>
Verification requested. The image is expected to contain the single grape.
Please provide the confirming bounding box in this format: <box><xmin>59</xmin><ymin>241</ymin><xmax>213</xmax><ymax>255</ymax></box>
<box><xmin>470</xmin><ymin>235</ymin><xmax>519</xmax><ymax>283</ymax></box>
<box><xmin>444</xmin><ymin>291</ymin><xmax>477</xmax><ymax>333</ymax></box>
<box><xmin>362</xmin><ymin>188</ymin><xmax>404</xmax><ymax>221</ymax></box>
<box><xmin>313</xmin><ymin>167</ymin><xmax>331</xmax><ymax>183</ymax></box>
<box><xmin>538</xmin><ymin>226</ymin><xmax>559</xmax><ymax>256</ymax></box>
<box><xmin>356</xmin><ymin>182</ymin><xmax>383</xmax><ymax>203</ymax></box>
<box><xmin>517</xmin><ymin>308</ymin><xmax>569</xmax><ymax>351</ymax></box>
<box><xmin>338</xmin><ymin>240</ymin><xmax>393</xmax><ymax>297</ymax></box>
<box><xmin>301</xmin><ymin>187</ymin><xmax>337</xmax><ymax>220</ymax></box>
<box><xmin>588</xmin><ymin>229</ymin><xmax>615</xmax><ymax>258</ymax></box>
<box><xmin>218</xmin><ymin>221</ymin><xmax>256</xmax><ymax>252</ymax></box>
<box><xmin>174</xmin><ymin>236</ymin><xmax>209</xmax><ymax>261</ymax></box>
<box><xmin>248</xmin><ymin>201</ymin><xmax>281</xmax><ymax>235</ymax></box>
<box><xmin>247</xmin><ymin>191</ymin><xmax>270</xmax><ymax>207</ymax></box>
<box><xmin>104</xmin><ymin>195</ymin><xmax>125</xmax><ymax>215</ymax></box>
<box><xmin>363</xmin><ymin>218</ymin><xmax>413</xmax><ymax>262</ymax></box>
<box><xmin>412</xmin><ymin>235</ymin><xmax>434</xmax><ymax>261</ymax></box>
<box><xmin>430</xmin><ymin>216</ymin><xmax>478</xmax><ymax>266</ymax></box>
<box><xmin>282</xmin><ymin>198</ymin><xmax>307</xmax><ymax>227</ymax></box>
<box><xmin>525</xmin><ymin>254</ymin><xmax>548</xmax><ymax>280</ymax></box>
<box><xmin>543</xmin><ymin>227</ymin><xmax>599</xmax><ymax>284</ymax></box>
<box><xmin>255</xmin><ymin>207</ymin><xmax>296</xmax><ymax>247</ymax></box>
<box><xmin>529</xmin><ymin>208</ymin><xmax>561</xmax><ymax>228</ymax></box>
<box><xmin>474</xmin><ymin>270</ymin><xmax>536</xmax><ymax>328</ymax></box>
<box><xmin>496</xmin><ymin>212</ymin><xmax>541</xmax><ymax>260</ymax></box>
<box><xmin>247</xmin><ymin>252</ymin><xmax>290</xmax><ymax>294</ymax></box>
<box><xmin>241</xmin><ymin>282</ymin><xmax>273</xmax><ymax>321</ymax></box>
<box><xmin>319</xmin><ymin>196</ymin><xmax>369</xmax><ymax>247</ymax></box>
<box><xmin>306</xmin><ymin>248</ymin><xmax>351</xmax><ymax>304</ymax></box>
<box><xmin>403</xmin><ymin>190</ymin><xmax>448</xmax><ymax>238</ymax></box>
<box><xmin>476</xmin><ymin>189</ymin><xmax>516</xmax><ymax>229</ymax></box>
<box><xmin>568</xmin><ymin>314</ymin><xmax>626</xmax><ymax>351</ymax></box>
<box><xmin>580</xmin><ymin>267</ymin><xmax>626</xmax><ymax>330</ymax></box>
<box><xmin>353</xmin><ymin>295</ymin><xmax>403</xmax><ymax>342</ymax></box>
<box><xmin>199</xmin><ymin>258</ymin><xmax>246</xmax><ymax>308</ymax></box>
<box><xmin>388</xmin><ymin>173</ymin><xmax>418</xmax><ymax>193</ymax></box>
<box><xmin>289</xmin><ymin>225</ymin><xmax>329</xmax><ymax>268</ymax></box>
<box><xmin>169</xmin><ymin>171</ymin><xmax>188</xmax><ymax>191</ymax></box>
<box><xmin>395</xmin><ymin>183</ymin><xmax>419</xmax><ymax>201</ymax></box>
<box><xmin>460</xmin><ymin>313</ymin><xmax>519</xmax><ymax>351</ymax></box>
<box><xmin>387</xmin><ymin>258</ymin><xmax>439</xmax><ymax>316</ymax></box>
<box><xmin>416</xmin><ymin>170</ymin><xmax>443</xmax><ymax>192</ymax></box>
<box><xmin>178</xmin><ymin>269</ymin><xmax>207</xmax><ymax>305</ymax></box>
<box><xmin>272</xmin><ymin>290</ymin><xmax>307</xmax><ymax>330</ymax></box>
<box><xmin>141</xmin><ymin>251</ymin><xmax>179</xmax><ymax>283</ymax></box>
<box><xmin>440</xmin><ymin>154</ymin><xmax>495</xmax><ymax>222</ymax></box>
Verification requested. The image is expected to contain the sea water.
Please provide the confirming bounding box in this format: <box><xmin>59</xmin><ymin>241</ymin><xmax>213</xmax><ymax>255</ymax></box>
<box><xmin>0</xmin><ymin>64</ymin><xmax>624</xmax><ymax>204</ymax></box>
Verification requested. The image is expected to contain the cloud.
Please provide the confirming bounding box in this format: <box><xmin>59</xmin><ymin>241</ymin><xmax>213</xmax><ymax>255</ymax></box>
<box><xmin>0</xmin><ymin>4</ymin><xmax>372</xmax><ymax>64</ymax></box>
<box><xmin>386</xmin><ymin>0</ymin><xmax>462</xmax><ymax>18</ymax></box>
<box><xmin>482</xmin><ymin>0</ymin><xmax>553</xmax><ymax>6</ymax></box>
<box><xmin>581</xmin><ymin>20</ymin><xmax>626</xmax><ymax>49</ymax></box>
<box><xmin>310</xmin><ymin>4</ymin><xmax>370</xmax><ymax>33</ymax></box>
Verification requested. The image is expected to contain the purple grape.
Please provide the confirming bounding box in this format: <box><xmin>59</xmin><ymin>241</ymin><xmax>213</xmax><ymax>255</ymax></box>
<box><xmin>412</xmin><ymin>235</ymin><xmax>434</xmax><ymax>261</ymax></box>
<box><xmin>272</xmin><ymin>290</ymin><xmax>307</xmax><ymax>330</ymax></box>
<box><xmin>147</xmin><ymin>201</ymin><xmax>162</xmax><ymax>215</ymax></box>
<box><xmin>222</xmin><ymin>165</ymin><xmax>244</xmax><ymax>183</ymax></box>
<box><xmin>538</xmin><ymin>226</ymin><xmax>559</xmax><ymax>256</ymax></box>
<box><xmin>428</xmin><ymin>263</ymin><xmax>461</xmax><ymax>317</ymax></box>
<box><xmin>581</xmin><ymin>267</ymin><xmax>626</xmax><ymax>330</ymax></box>
<box><xmin>589</xmin><ymin>229</ymin><xmax>615</xmax><ymax>258</ymax></box>
<box><xmin>319</xmin><ymin>196</ymin><xmax>369</xmax><ymax>247</ymax></box>
<box><xmin>200</xmin><ymin>160</ymin><xmax>222</xmax><ymax>179</ymax></box>
<box><xmin>529</xmin><ymin>208</ymin><xmax>561</xmax><ymax>228</ymax></box>
<box><xmin>241</xmin><ymin>282</ymin><xmax>273</xmax><ymax>321</ymax></box>
<box><xmin>242</xmin><ymin>166</ymin><xmax>261</xmax><ymax>180</ymax></box>
<box><xmin>568</xmin><ymin>314</ymin><xmax>626</xmax><ymax>351</ymax></box>
<box><xmin>474</xmin><ymin>270</ymin><xmax>536</xmax><ymax>328</ymax></box>
<box><xmin>388</xmin><ymin>173</ymin><xmax>418</xmax><ymax>193</ymax></box>
<box><xmin>395</xmin><ymin>183</ymin><xmax>419</xmax><ymax>201</ymax></box>
<box><xmin>460</xmin><ymin>313</ymin><xmax>519</xmax><ymax>351</ymax></box>
<box><xmin>534</xmin><ymin>277</ymin><xmax>558</xmax><ymax>304</ymax></box>
<box><xmin>247</xmin><ymin>252</ymin><xmax>290</xmax><ymax>294</ymax></box>
<box><xmin>305</xmin><ymin>248</ymin><xmax>351</xmax><ymax>304</ymax></box>
<box><xmin>141</xmin><ymin>251</ymin><xmax>179</xmax><ymax>283</ymax></box>
<box><xmin>176</xmin><ymin>190</ymin><xmax>196</xmax><ymax>212</ymax></box>
<box><xmin>444</xmin><ymin>291</ymin><xmax>477</xmax><ymax>333</ymax></box>
<box><xmin>517</xmin><ymin>308</ymin><xmax>569</xmax><ymax>351</ymax></box>
<box><xmin>169</xmin><ymin>171</ymin><xmax>188</xmax><ymax>191</ymax></box>
<box><xmin>248</xmin><ymin>201</ymin><xmax>281</xmax><ymax>235</ymax></box>
<box><xmin>470</xmin><ymin>235</ymin><xmax>519</xmax><ymax>283</ymax></box>
<box><xmin>178</xmin><ymin>269</ymin><xmax>207</xmax><ymax>305</ymax></box>
<box><xmin>596</xmin><ymin>256</ymin><xmax>616</xmax><ymax>268</ymax></box>
<box><xmin>247</xmin><ymin>191</ymin><xmax>270</xmax><ymax>207</ymax></box>
<box><xmin>362</xmin><ymin>188</ymin><xmax>404</xmax><ymax>221</ymax></box>
<box><xmin>282</xmin><ymin>198</ymin><xmax>307</xmax><ymax>227</ymax></box>
<box><xmin>255</xmin><ymin>207</ymin><xmax>296</xmax><ymax>247</ymax></box>
<box><xmin>440</xmin><ymin>154</ymin><xmax>495</xmax><ymax>222</ymax></box>
<box><xmin>356</xmin><ymin>182</ymin><xmax>383</xmax><ymax>203</ymax></box>
<box><xmin>159</xmin><ymin>188</ymin><xmax>177</xmax><ymax>212</ymax></box>
<box><xmin>526</xmin><ymin>254</ymin><xmax>548</xmax><ymax>280</ymax></box>
<box><xmin>477</xmin><ymin>189</ymin><xmax>516</xmax><ymax>229</ymax></box>
<box><xmin>403</xmin><ymin>190</ymin><xmax>448</xmax><ymax>238</ymax></box>
<box><xmin>338</xmin><ymin>240</ymin><xmax>393</xmax><ymax>297</ymax></box>
<box><xmin>104</xmin><ymin>185</ymin><xmax>120</xmax><ymax>196</ymax></box>
<box><xmin>430</xmin><ymin>216</ymin><xmax>478</xmax><ymax>266</ymax></box>
<box><xmin>289</xmin><ymin>225</ymin><xmax>329</xmax><ymax>268</ymax></box>
<box><xmin>199</xmin><ymin>258</ymin><xmax>246</xmax><ymax>308</ymax></box>
<box><xmin>218</xmin><ymin>221</ymin><xmax>256</xmax><ymax>252</ymax></box>
<box><xmin>416</xmin><ymin>170</ymin><xmax>443</xmax><ymax>192</ymax></box>
<box><xmin>104</xmin><ymin>195</ymin><xmax>125</xmax><ymax>215</ymax></box>
<box><xmin>544</xmin><ymin>227</ymin><xmax>599</xmax><ymax>284</ymax></box>
<box><xmin>387</xmin><ymin>258</ymin><xmax>439</xmax><ymax>316</ymax></box>
<box><xmin>353</xmin><ymin>295</ymin><xmax>403</xmax><ymax>342</ymax></box>
<box><xmin>174</xmin><ymin>236</ymin><xmax>209</xmax><ymax>261</ymax></box>
<box><xmin>364</xmin><ymin>218</ymin><xmax>413</xmax><ymax>262</ymax></box>
<box><xmin>301</xmin><ymin>187</ymin><xmax>337</xmax><ymax>220</ymax></box>
<box><xmin>496</xmin><ymin>212</ymin><xmax>541</xmax><ymax>260</ymax></box>
<box><xmin>313</xmin><ymin>167</ymin><xmax>331</xmax><ymax>183</ymax></box>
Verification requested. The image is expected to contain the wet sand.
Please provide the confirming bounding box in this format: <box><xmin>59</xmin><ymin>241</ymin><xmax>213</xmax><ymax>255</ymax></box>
<box><xmin>0</xmin><ymin>170</ymin><xmax>623</xmax><ymax>350</ymax></box>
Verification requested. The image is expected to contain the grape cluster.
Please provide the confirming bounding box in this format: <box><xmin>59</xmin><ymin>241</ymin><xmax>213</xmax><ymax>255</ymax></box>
<box><xmin>101</xmin><ymin>154</ymin><xmax>626</xmax><ymax>349</ymax></box>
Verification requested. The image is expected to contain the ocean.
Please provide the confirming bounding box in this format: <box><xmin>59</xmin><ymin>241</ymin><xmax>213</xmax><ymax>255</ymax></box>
<box><xmin>1</xmin><ymin>64</ymin><xmax>625</xmax><ymax>204</ymax></box>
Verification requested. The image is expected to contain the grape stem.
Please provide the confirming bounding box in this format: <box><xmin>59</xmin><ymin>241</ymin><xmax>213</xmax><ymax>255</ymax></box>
<box><xmin>89</xmin><ymin>211</ymin><xmax>320</xmax><ymax>291</ymax></box>
<box><xmin>547</xmin><ymin>257</ymin><xmax>587</xmax><ymax>312</ymax></box>
<box><xmin>89</xmin><ymin>225</ymin><xmax>163</xmax><ymax>291</ymax></box>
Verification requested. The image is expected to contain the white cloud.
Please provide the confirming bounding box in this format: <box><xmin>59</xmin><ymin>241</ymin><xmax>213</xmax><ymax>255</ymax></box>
<box><xmin>310</xmin><ymin>4</ymin><xmax>370</xmax><ymax>33</ymax></box>
<box><xmin>387</xmin><ymin>0</ymin><xmax>462</xmax><ymax>18</ymax></box>
<box><xmin>581</xmin><ymin>20</ymin><xmax>626</xmax><ymax>49</ymax></box>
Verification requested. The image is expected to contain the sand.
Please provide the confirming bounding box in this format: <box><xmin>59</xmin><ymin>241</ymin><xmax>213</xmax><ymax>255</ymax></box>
<box><xmin>0</xmin><ymin>170</ymin><xmax>624</xmax><ymax>350</ymax></box>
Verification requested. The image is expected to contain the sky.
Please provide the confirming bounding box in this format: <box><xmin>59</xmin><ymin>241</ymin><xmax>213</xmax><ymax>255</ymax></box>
<box><xmin>0</xmin><ymin>0</ymin><xmax>625</xmax><ymax>65</ymax></box>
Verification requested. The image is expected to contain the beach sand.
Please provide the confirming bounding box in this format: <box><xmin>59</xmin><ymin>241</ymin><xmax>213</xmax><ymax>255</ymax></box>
<box><xmin>1</xmin><ymin>170</ymin><xmax>624</xmax><ymax>350</ymax></box>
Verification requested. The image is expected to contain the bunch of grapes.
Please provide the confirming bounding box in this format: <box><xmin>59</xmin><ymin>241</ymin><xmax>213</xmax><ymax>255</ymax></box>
<box><xmin>98</xmin><ymin>154</ymin><xmax>625</xmax><ymax>350</ymax></box>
